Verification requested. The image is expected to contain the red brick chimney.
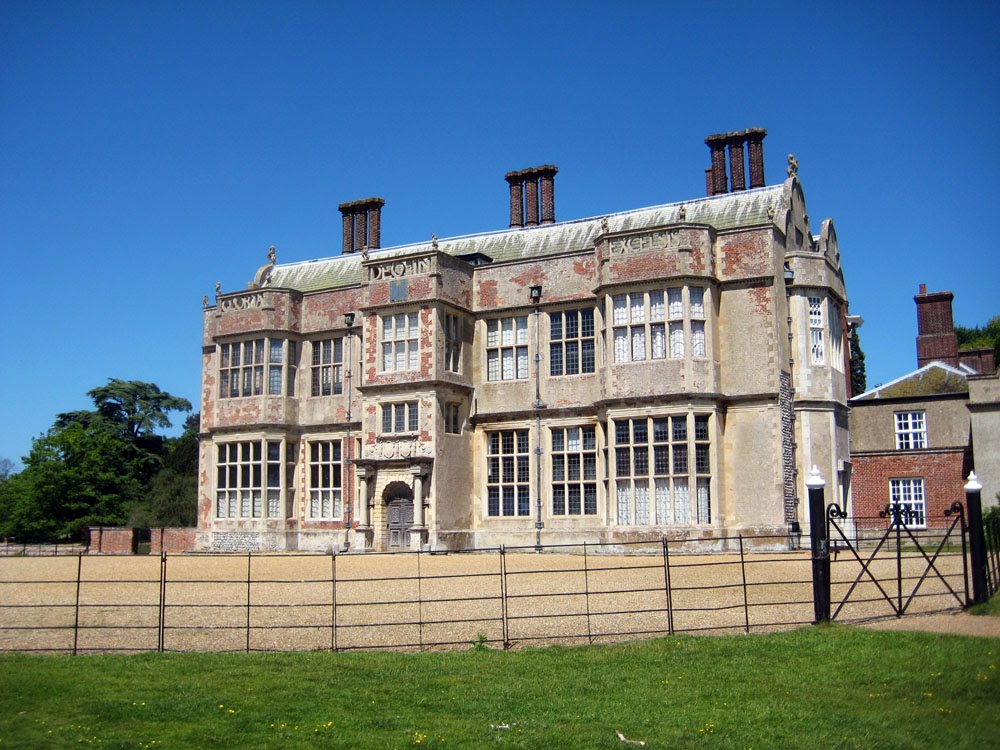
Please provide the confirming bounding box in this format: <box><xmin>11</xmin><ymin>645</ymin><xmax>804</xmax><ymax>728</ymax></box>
<box><xmin>915</xmin><ymin>284</ymin><xmax>960</xmax><ymax>368</ymax></box>
<box><xmin>506</xmin><ymin>165</ymin><xmax>558</xmax><ymax>228</ymax></box>
<box><xmin>705</xmin><ymin>128</ymin><xmax>767</xmax><ymax>195</ymax></box>
<box><xmin>338</xmin><ymin>197</ymin><xmax>385</xmax><ymax>254</ymax></box>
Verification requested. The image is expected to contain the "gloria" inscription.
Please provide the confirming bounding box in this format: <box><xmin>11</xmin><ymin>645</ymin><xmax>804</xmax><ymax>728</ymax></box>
<box><xmin>220</xmin><ymin>293</ymin><xmax>264</xmax><ymax>312</ymax></box>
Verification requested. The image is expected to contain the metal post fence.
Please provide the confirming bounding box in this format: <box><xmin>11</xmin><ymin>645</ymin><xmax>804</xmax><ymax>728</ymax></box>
<box><xmin>738</xmin><ymin>536</ymin><xmax>750</xmax><ymax>634</ymax></box>
<box><xmin>661</xmin><ymin>537</ymin><xmax>674</xmax><ymax>635</ymax></box>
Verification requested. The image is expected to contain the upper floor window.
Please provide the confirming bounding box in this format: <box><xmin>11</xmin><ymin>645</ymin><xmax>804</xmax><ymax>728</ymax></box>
<box><xmin>445</xmin><ymin>314</ymin><xmax>462</xmax><ymax>373</ymax></box>
<box><xmin>215</xmin><ymin>440</ymin><xmax>282</xmax><ymax>519</ymax></box>
<box><xmin>612</xmin><ymin>414</ymin><xmax>711</xmax><ymax>525</ymax></box>
<box><xmin>219</xmin><ymin>339</ymin><xmax>296</xmax><ymax>398</ymax></box>
<box><xmin>486</xmin><ymin>430</ymin><xmax>530</xmax><ymax>517</ymax></box>
<box><xmin>550</xmin><ymin>309</ymin><xmax>596</xmax><ymax>376</ymax></box>
<box><xmin>382</xmin><ymin>402</ymin><xmax>419</xmax><ymax>434</ymax></box>
<box><xmin>486</xmin><ymin>316</ymin><xmax>528</xmax><ymax>381</ymax></box>
<box><xmin>809</xmin><ymin>297</ymin><xmax>825</xmax><ymax>364</ymax></box>
<box><xmin>894</xmin><ymin>411</ymin><xmax>926</xmax><ymax>450</ymax></box>
<box><xmin>308</xmin><ymin>440</ymin><xmax>343</xmax><ymax>520</ymax></box>
<box><xmin>381</xmin><ymin>312</ymin><xmax>419</xmax><ymax>372</ymax></box>
<box><xmin>311</xmin><ymin>338</ymin><xmax>343</xmax><ymax>396</ymax></box>
<box><xmin>444</xmin><ymin>402</ymin><xmax>462</xmax><ymax>434</ymax></box>
<box><xmin>551</xmin><ymin>426</ymin><xmax>598</xmax><ymax>515</ymax></box>
<box><xmin>612</xmin><ymin>287</ymin><xmax>706</xmax><ymax>363</ymax></box>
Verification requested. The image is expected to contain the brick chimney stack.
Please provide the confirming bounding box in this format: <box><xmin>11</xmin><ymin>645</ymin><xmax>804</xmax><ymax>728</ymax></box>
<box><xmin>915</xmin><ymin>284</ymin><xmax>960</xmax><ymax>368</ymax></box>
<box><xmin>705</xmin><ymin>128</ymin><xmax>767</xmax><ymax>195</ymax></box>
<box><xmin>338</xmin><ymin>197</ymin><xmax>385</xmax><ymax>254</ymax></box>
<box><xmin>506</xmin><ymin>165</ymin><xmax>558</xmax><ymax>227</ymax></box>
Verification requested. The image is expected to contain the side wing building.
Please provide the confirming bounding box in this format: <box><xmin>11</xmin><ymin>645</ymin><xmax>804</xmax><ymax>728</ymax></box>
<box><xmin>197</xmin><ymin>129</ymin><xmax>852</xmax><ymax>552</ymax></box>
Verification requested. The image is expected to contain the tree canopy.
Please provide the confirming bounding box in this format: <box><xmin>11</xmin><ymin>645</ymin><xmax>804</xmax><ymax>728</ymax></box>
<box><xmin>955</xmin><ymin>314</ymin><xmax>1000</xmax><ymax>359</ymax></box>
<box><xmin>0</xmin><ymin>380</ymin><xmax>195</xmax><ymax>542</ymax></box>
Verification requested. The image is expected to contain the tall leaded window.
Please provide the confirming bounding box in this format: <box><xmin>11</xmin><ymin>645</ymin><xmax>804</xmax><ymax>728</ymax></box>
<box><xmin>551</xmin><ymin>426</ymin><xmax>598</xmax><ymax>515</ymax></box>
<box><xmin>445</xmin><ymin>403</ymin><xmax>462</xmax><ymax>434</ymax></box>
<box><xmin>381</xmin><ymin>312</ymin><xmax>420</xmax><ymax>372</ymax></box>
<box><xmin>220</xmin><ymin>339</ymin><xmax>295</xmax><ymax>398</ymax></box>
<box><xmin>550</xmin><ymin>309</ymin><xmax>596</xmax><ymax>376</ymax></box>
<box><xmin>382</xmin><ymin>402</ymin><xmax>419</xmax><ymax>434</ymax></box>
<box><xmin>486</xmin><ymin>430</ymin><xmax>530</xmax><ymax>516</ymax></box>
<box><xmin>311</xmin><ymin>338</ymin><xmax>343</xmax><ymax>396</ymax></box>
<box><xmin>215</xmin><ymin>440</ymin><xmax>282</xmax><ymax>519</ymax></box>
<box><xmin>445</xmin><ymin>314</ymin><xmax>462</xmax><ymax>373</ymax></box>
<box><xmin>889</xmin><ymin>478</ymin><xmax>926</xmax><ymax>528</ymax></box>
<box><xmin>486</xmin><ymin>316</ymin><xmax>529</xmax><ymax>381</ymax></box>
<box><xmin>809</xmin><ymin>296</ymin><xmax>825</xmax><ymax>364</ymax></box>
<box><xmin>308</xmin><ymin>440</ymin><xmax>342</xmax><ymax>519</ymax></box>
<box><xmin>613</xmin><ymin>414</ymin><xmax>711</xmax><ymax>525</ymax></box>
<box><xmin>894</xmin><ymin>411</ymin><xmax>927</xmax><ymax>450</ymax></box>
<box><xmin>612</xmin><ymin>287</ymin><xmax>706</xmax><ymax>362</ymax></box>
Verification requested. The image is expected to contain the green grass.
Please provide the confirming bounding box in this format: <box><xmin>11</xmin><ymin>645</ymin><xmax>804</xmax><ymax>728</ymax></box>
<box><xmin>971</xmin><ymin>591</ymin><xmax>1000</xmax><ymax>616</ymax></box>
<box><xmin>1</xmin><ymin>626</ymin><xmax>998</xmax><ymax>749</ymax></box>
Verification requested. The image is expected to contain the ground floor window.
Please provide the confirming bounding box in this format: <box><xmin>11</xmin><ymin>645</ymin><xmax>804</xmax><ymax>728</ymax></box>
<box><xmin>215</xmin><ymin>440</ymin><xmax>282</xmax><ymax>519</ymax></box>
<box><xmin>308</xmin><ymin>440</ymin><xmax>343</xmax><ymax>519</ymax></box>
<box><xmin>612</xmin><ymin>414</ymin><xmax>711</xmax><ymax>525</ymax></box>
<box><xmin>486</xmin><ymin>430</ymin><xmax>530</xmax><ymax>516</ymax></box>
<box><xmin>889</xmin><ymin>477</ymin><xmax>926</xmax><ymax>528</ymax></box>
<box><xmin>550</xmin><ymin>426</ymin><xmax>597</xmax><ymax>515</ymax></box>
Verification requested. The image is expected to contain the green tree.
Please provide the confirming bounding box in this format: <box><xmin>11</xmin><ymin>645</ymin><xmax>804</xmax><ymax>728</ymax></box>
<box><xmin>955</xmin><ymin>314</ymin><xmax>1000</xmax><ymax>360</ymax></box>
<box><xmin>850</xmin><ymin>327</ymin><xmax>867</xmax><ymax>395</ymax></box>
<box><xmin>129</xmin><ymin>413</ymin><xmax>200</xmax><ymax>528</ymax></box>
<box><xmin>0</xmin><ymin>381</ymin><xmax>191</xmax><ymax>542</ymax></box>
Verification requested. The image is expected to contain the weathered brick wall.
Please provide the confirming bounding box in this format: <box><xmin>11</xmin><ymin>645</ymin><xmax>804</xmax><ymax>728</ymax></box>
<box><xmin>89</xmin><ymin>527</ymin><xmax>134</xmax><ymax>554</ymax></box>
<box><xmin>851</xmin><ymin>449</ymin><xmax>970</xmax><ymax>527</ymax></box>
<box><xmin>149</xmin><ymin>528</ymin><xmax>197</xmax><ymax>554</ymax></box>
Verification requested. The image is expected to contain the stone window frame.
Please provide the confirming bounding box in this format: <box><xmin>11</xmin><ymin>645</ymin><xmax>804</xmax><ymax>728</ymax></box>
<box><xmin>612</xmin><ymin>413</ymin><xmax>711</xmax><ymax>525</ymax></box>
<box><xmin>550</xmin><ymin>425</ymin><xmax>598</xmax><ymax>516</ymax></box>
<box><xmin>215</xmin><ymin>439</ymin><xmax>283</xmax><ymax>519</ymax></box>
<box><xmin>380</xmin><ymin>311</ymin><xmax>420</xmax><ymax>373</ymax></box>
<box><xmin>889</xmin><ymin>477</ymin><xmax>927</xmax><ymax>529</ymax></box>
<box><xmin>381</xmin><ymin>401</ymin><xmax>419</xmax><ymax>435</ymax></box>
<box><xmin>310</xmin><ymin>337</ymin><xmax>343</xmax><ymax>397</ymax></box>
<box><xmin>611</xmin><ymin>286</ymin><xmax>707</xmax><ymax>363</ymax></box>
<box><xmin>808</xmin><ymin>296</ymin><xmax>825</xmax><ymax>365</ymax></box>
<box><xmin>485</xmin><ymin>316</ymin><xmax>529</xmax><ymax>381</ymax></box>
<box><xmin>219</xmin><ymin>338</ymin><xmax>297</xmax><ymax>399</ymax></box>
<box><xmin>444</xmin><ymin>313</ymin><xmax>463</xmax><ymax>374</ymax></box>
<box><xmin>486</xmin><ymin>429</ymin><xmax>531</xmax><ymax>517</ymax></box>
<box><xmin>549</xmin><ymin>308</ymin><xmax>596</xmax><ymax>377</ymax></box>
<box><xmin>444</xmin><ymin>402</ymin><xmax>462</xmax><ymax>434</ymax></box>
<box><xmin>307</xmin><ymin>439</ymin><xmax>343</xmax><ymax>520</ymax></box>
<box><xmin>894</xmin><ymin>410</ymin><xmax>927</xmax><ymax>450</ymax></box>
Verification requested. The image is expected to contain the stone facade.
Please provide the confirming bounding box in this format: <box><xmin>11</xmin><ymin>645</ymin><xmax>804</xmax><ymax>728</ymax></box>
<box><xmin>197</xmin><ymin>131</ymin><xmax>852</xmax><ymax>552</ymax></box>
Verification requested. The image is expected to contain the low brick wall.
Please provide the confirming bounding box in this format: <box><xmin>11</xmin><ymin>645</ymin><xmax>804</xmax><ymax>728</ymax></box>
<box><xmin>88</xmin><ymin>527</ymin><xmax>134</xmax><ymax>554</ymax></box>
<box><xmin>150</xmin><ymin>528</ymin><xmax>197</xmax><ymax>554</ymax></box>
<box><xmin>88</xmin><ymin>527</ymin><xmax>197</xmax><ymax>554</ymax></box>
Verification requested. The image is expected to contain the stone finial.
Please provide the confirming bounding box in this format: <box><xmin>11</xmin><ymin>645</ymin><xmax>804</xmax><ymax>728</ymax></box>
<box><xmin>268</xmin><ymin>245</ymin><xmax>276</xmax><ymax>264</ymax></box>
<box><xmin>787</xmin><ymin>154</ymin><xmax>799</xmax><ymax>177</ymax></box>
<box><xmin>215</xmin><ymin>282</ymin><xmax>222</xmax><ymax>296</ymax></box>
<box><xmin>431</xmin><ymin>234</ymin><xmax>438</xmax><ymax>250</ymax></box>
<box><xmin>601</xmin><ymin>217</ymin><xmax>609</xmax><ymax>234</ymax></box>
<box><xmin>678</xmin><ymin>205</ymin><xmax>686</xmax><ymax>221</ymax></box>
<box><xmin>203</xmin><ymin>295</ymin><xmax>209</xmax><ymax>308</ymax></box>
<box><xmin>361</xmin><ymin>245</ymin><xmax>370</xmax><ymax>261</ymax></box>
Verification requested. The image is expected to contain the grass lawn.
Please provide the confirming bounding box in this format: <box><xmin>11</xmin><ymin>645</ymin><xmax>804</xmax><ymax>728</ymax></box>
<box><xmin>1</xmin><ymin>625</ymin><xmax>998</xmax><ymax>749</ymax></box>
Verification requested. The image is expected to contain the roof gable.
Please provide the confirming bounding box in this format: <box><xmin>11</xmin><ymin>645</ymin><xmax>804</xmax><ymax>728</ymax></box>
<box><xmin>851</xmin><ymin>362</ymin><xmax>969</xmax><ymax>402</ymax></box>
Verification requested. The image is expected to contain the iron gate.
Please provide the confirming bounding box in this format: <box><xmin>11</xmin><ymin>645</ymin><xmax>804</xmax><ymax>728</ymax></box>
<box><xmin>825</xmin><ymin>502</ymin><xmax>970</xmax><ymax>621</ymax></box>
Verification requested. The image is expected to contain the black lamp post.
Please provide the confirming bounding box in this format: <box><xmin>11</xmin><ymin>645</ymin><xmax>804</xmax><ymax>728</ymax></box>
<box><xmin>343</xmin><ymin>311</ymin><xmax>355</xmax><ymax>551</ymax></box>
<box><xmin>530</xmin><ymin>285</ymin><xmax>545</xmax><ymax>552</ymax></box>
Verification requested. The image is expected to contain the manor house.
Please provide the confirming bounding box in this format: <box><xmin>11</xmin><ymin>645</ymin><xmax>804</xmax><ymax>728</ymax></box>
<box><xmin>197</xmin><ymin>129</ymin><xmax>852</xmax><ymax>552</ymax></box>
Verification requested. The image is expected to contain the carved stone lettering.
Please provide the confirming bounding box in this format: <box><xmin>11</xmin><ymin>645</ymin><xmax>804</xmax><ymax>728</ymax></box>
<box><xmin>220</xmin><ymin>293</ymin><xmax>264</xmax><ymax>312</ymax></box>
<box><xmin>609</xmin><ymin>230</ymin><xmax>690</xmax><ymax>255</ymax></box>
<box><xmin>369</xmin><ymin>256</ymin><xmax>433</xmax><ymax>281</ymax></box>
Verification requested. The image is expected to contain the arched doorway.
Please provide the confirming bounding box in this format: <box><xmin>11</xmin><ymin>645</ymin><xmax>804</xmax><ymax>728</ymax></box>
<box><xmin>383</xmin><ymin>481</ymin><xmax>414</xmax><ymax>549</ymax></box>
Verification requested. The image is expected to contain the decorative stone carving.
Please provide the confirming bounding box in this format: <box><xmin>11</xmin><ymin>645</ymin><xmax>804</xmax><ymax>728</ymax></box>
<box><xmin>787</xmin><ymin>154</ymin><xmax>799</xmax><ymax>177</ymax></box>
<box><xmin>368</xmin><ymin>255</ymin><xmax>433</xmax><ymax>281</ymax></box>
<box><xmin>371</xmin><ymin>438</ymin><xmax>433</xmax><ymax>460</ymax></box>
<box><xmin>609</xmin><ymin>229</ymin><xmax>691</xmax><ymax>255</ymax></box>
<box><xmin>219</xmin><ymin>292</ymin><xmax>265</xmax><ymax>312</ymax></box>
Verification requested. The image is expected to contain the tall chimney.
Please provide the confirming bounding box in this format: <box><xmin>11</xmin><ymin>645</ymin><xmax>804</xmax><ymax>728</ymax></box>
<box><xmin>338</xmin><ymin>197</ymin><xmax>385</xmax><ymax>254</ymax></box>
<box><xmin>538</xmin><ymin>165</ymin><xmax>558</xmax><ymax>224</ymax></box>
<box><xmin>915</xmin><ymin>284</ymin><xmax>959</xmax><ymax>368</ymax></box>
<box><xmin>746</xmin><ymin>128</ymin><xmax>767</xmax><ymax>188</ymax></box>
<box><xmin>506</xmin><ymin>172</ymin><xmax>524</xmax><ymax>228</ymax></box>
<box><xmin>728</xmin><ymin>136</ymin><xmax>746</xmax><ymax>191</ymax></box>
<box><xmin>705</xmin><ymin>133</ymin><xmax>729</xmax><ymax>195</ymax></box>
<box><xmin>524</xmin><ymin>177</ymin><xmax>539</xmax><ymax>226</ymax></box>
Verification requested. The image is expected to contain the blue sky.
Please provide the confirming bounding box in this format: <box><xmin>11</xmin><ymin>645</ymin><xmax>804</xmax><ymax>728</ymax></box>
<box><xmin>1</xmin><ymin>1</ymin><xmax>998</xmax><ymax>467</ymax></box>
